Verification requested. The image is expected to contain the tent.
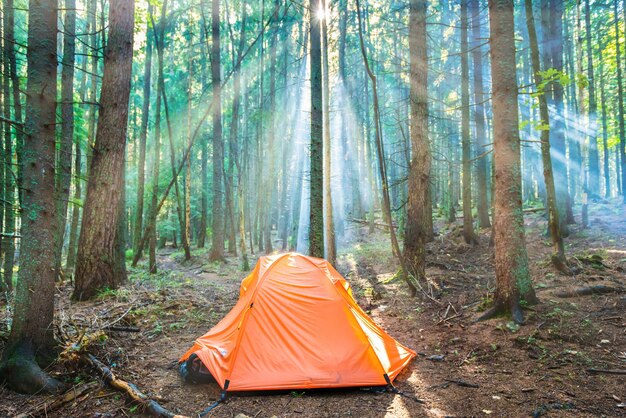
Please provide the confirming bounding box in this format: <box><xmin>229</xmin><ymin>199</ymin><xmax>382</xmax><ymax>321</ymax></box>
<box><xmin>179</xmin><ymin>252</ymin><xmax>415</xmax><ymax>392</ymax></box>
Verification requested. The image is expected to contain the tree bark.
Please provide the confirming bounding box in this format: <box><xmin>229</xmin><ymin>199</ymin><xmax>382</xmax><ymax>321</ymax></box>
<box><xmin>309</xmin><ymin>0</ymin><xmax>324</xmax><ymax>259</ymax></box>
<box><xmin>73</xmin><ymin>0</ymin><xmax>134</xmax><ymax>300</ymax></box>
<box><xmin>584</xmin><ymin>0</ymin><xmax>599</xmax><ymax>194</ymax></box>
<box><xmin>0</xmin><ymin>0</ymin><xmax>63</xmax><ymax>394</ymax></box>
<box><xmin>321</xmin><ymin>0</ymin><xmax>336</xmax><ymax>265</ymax></box>
<box><xmin>404</xmin><ymin>0</ymin><xmax>430</xmax><ymax>290</ymax></box>
<box><xmin>481</xmin><ymin>0</ymin><xmax>537</xmax><ymax>324</ymax></box>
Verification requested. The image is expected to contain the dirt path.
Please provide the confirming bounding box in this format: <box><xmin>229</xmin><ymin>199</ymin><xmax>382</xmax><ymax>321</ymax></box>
<box><xmin>0</xmin><ymin>201</ymin><xmax>624</xmax><ymax>417</ymax></box>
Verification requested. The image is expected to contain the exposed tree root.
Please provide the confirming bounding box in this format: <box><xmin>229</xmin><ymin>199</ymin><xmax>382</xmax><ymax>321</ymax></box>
<box><xmin>13</xmin><ymin>381</ymin><xmax>98</xmax><ymax>418</ymax></box>
<box><xmin>0</xmin><ymin>353</ymin><xmax>64</xmax><ymax>395</ymax></box>
<box><xmin>554</xmin><ymin>285</ymin><xmax>625</xmax><ymax>298</ymax></box>
<box><xmin>83</xmin><ymin>353</ymin><xmax>189</xmax><ymax>418</ymax></box>
<box><xmin>476</xmin><ymin>300</ymin><xmax>524</xmax><ymax>324</ymax></box>
<box><xmin>551</xmin><ymin>254</ymin><xmax>572</xmax><ymax>275</ymax></box>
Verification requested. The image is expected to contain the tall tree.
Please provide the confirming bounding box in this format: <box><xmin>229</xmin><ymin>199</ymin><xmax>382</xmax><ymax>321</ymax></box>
<box><xmin>209</xmin><ymin>0</ymin><xmax>225</xmax><ymax>261</ymax></box>
<box><xmin>617</xmin><ymin>0</ymin><xmax>626</xmax><ymax>202</ymax></box>
<box><xmin>584</xmin><ymin>0</ymin><xmax>599</xmax><ymax>194</ymax></box>
<box><xmin>356</xmin><ymin>0</ymin><xmax>417</xmax><ymax>295</ymax></box>
<box><xmin>0</xmin><ymin>0</ymin><xmax>63</xmax><ymax>394</ymax></box>
<box><xmin>5</xmin><ymin>0</ymin><xmax>23</xmax><ymax>205</ymax></box>
<box><xmin>73</xmin><ymin>0</ymin><xmax>135</xmax><ymax>300</ymax></box>
<box><xmin>548</xmin><ymin>0</ymin><xmax>571</xmax><ymax>232</ymax></box>
<box><xmin>54</xmin><ymin>0</ymin><xmax>76</xmax><ymax>279</ymax></box>
<box><xmin>133</xmin><ymin>3</ymin><xmax>153</xmax><ymax>256</ymax></box>
<box><xmin>460</xmin><ymin>0</ymin><xmax>477</xmax><ymax>244</ymax></box>
<box><xmin>309</xmin><ymin>0</ymin><xmax>324</xmax><ymax>259</ymax></box>
<box><xmin>598</xmin><ymin>46</ymin><xmax>610</xmax><ymax>198</ymax></box>
<box><xmin>321</xmin><ymin>0</ymin><xmax>336</xmax><ymax>265</ymax></box>
<box><xmin>2</xmin><ymin>0</ymin><xmax>16</xmax><ymax>291</ymax></box>
<box><xmin>525</xmin><ymin>0</ymin><xmax>569</xmax><ymax>273</ymax></box>
<box><xmin>481</xmin><ymin>0</ymin><xmax>537</xmax><ymax>323</ymax></box>
<box><xmin>404</xmin><ymin>0</ymin><xmax>430</xmax><ymax>288</ymax></box>
<box><xmin>470</xmin><ymin>0</ymin><xmax>491</xmax><ymax>229</ymax></box>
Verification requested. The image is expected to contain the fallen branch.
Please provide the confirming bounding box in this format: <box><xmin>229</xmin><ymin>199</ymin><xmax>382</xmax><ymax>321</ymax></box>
<box><xmin>587</xmin><ymin>368</ymin><xmax>626</xmax><ymax>375</ymax></box>
<box><xmin>13</xmin><ymin>381</ymin><xmax>98</xmax><ymax>418</ymax></box>
<box><xmin>444</xmin><ymin>379</ymin><xmax>480</xmax><ymax>388</ymax></box>
<box><xmin>103</xmin><ymin>326</ymin><xmax>141</xmax><ymax>333</ymax></box>
<box><xmin>84</xmin><ymin>354</ymin><xmax>189</xmax><ymax>418</ymax></box>
<box><xmin>554</xmin><ymin>285</ymin><xmax>625</xmax><ymax>298</ymax></box>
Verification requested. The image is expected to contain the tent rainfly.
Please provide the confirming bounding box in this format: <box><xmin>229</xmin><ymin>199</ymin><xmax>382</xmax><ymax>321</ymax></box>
<box><xmin>180</xmin><ymin>252</ymin><xmax>415</xmax><ymax>392</ymax></box>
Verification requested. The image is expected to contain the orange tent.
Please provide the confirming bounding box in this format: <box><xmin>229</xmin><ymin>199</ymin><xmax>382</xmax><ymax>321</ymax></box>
<box><xmin>180</xmin><ymin>252</ymin><xmax>415</xmax><ymax>392</ymax></box>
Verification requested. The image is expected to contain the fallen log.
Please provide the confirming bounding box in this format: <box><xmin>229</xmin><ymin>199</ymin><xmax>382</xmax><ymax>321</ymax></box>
<box><xmin>13</xmin><ymin>381</ymin><xmax>98</xmax><ymax>418</ymax></box>
<box><xmin>348</xmin><ymin>217</ymin><xmax>397</xmax><ymax>231</ymax></box>
<box><xmin>587</xmin><ymin>368</ymin><xmax>626</xmax><ymax>376</ymax></box>
<box><xmin>84</xmin><ymin>354</ymin><xmax>189</xmax><ymax>418</ymax></box>
<box><xmin>553</xmin><ymin>285</ymin><xmax>625</xmax><ymax>298</ymax></box>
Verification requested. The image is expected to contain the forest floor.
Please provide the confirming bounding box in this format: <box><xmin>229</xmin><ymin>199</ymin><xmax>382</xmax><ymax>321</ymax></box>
<box><xmin>1</xmin><ymin>200</ymin><xmax>625</xmax><ymax>417</ymax></box>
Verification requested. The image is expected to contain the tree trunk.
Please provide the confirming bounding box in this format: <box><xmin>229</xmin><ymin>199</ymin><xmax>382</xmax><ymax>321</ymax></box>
<box><xmin>470</xmin><ymin>0</ymin><xmax>491</xmax><ymax>228</ymax></box>
<box><xmin>5</xmin><ymin>0</ymin><xmax>23</xmax><ymax>206</ymax></box>
<box><xmin>66</xmin><ymin>11</ymin><xmax>91</xmax><ymax>272</ymax></box>
<box><xmin>356</xmin><ymin>0</ymin><xmax>416</xmax><ymax>295</ymax></box>
<box><xmin>2</xmin><ymin>0</ymin><xmax>16</xmax><ymax>292</ymax></box>
<box><xmin>525</xmin><ymin>0</ymin><xmax>569</xmax><ymax>273</ymax></box>
<box><xmin>461</xmin><ymin>0</ymin><xmax>476</xmax><ymax>244</ymax></box>
<box><xmin>548</xmin><ymin>0</ymin><xmax>571</xmax><ymax>233</ymax></box>
<box><xmin>54</xmin><ymin>0</ymin><xmax>76</xmax><ymax>280</ymax></box>
<box><xmin>584</xmin><ymin>0</ymin><xmax>599</xmax><ymax>195</ymax></box>
<box><xmin>404</xmin><ymin>0</ymin><xmax>430</xmax><ymax>291</ymax></box>
<box><xmin>185</xmin><ymin>28</ymin><xmax>193</xmax><ymax>257</ymax></box>
<box><xmin>0</xmin><ymin>0</ymin><xmax>63</xmax><ymax>394</ymax></box>
<box><xmin>309</xmin><ymin>0</ymin><xmax>324</xmax><ymax>259</ymax></box>
<box><xmin>133</xmin><ymin>4</ymin><xmax>153</xmax><ymax>256</ymax></box>
<box><xmin>481</xmin><ymin>0</ymin><xmax>537</xmax><ymax>324</ymax></box>
<box><xmin>209</xmin><ymin>0</ymin><xmax>225</xmax><ymax>261</ymax></box>
<box><xmin>598</xmin><ymin>47</ymin><xmax>610</xmax><ymax>198</ymax></box>
<box><xmin>321</xmin><ymin>0</ymin><xmax>336</xmax><ymax>265</ymax></box>
<box><xmin>198</xmin><ymin>14</ymin><xmax>209</xmax><ymax>249</ymax></box>
<box><xmin>73</xmin><ymin>0</ymin><xmax>134</xmax><ymax>300</ymax></box>
<box><xmin>616</xmin><ymin>0</ymin><xmax>626</xmax><ymax>203</ymax></box>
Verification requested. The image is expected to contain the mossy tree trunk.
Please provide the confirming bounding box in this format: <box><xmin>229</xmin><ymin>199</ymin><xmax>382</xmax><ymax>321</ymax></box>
<box><xmin>73</xmin><ymin>0</ymin><xmax>135</xmax><ymax>300</ymax></box>
<box><xmin>0</xmin><ymin>0</ymin><xmax>63</xmax><ymax>394</ymax></box>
